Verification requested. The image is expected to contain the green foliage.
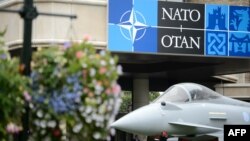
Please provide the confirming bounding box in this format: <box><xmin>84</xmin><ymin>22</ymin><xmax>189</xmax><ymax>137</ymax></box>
<box><xmin>0</xmin><ymin>28</ymin><xmax>6</xmax><ymax>46</ymax></box>
<box><xmin>149</xmin><ymin>92</ymin><xmax>160</xmax><ymax>102</ymax></box>
<box><xmin>119</xmin><ymin>91</ymin><xmax>160</xmax><ymax>113</ymax></box>
<box><xmin>0</xmin><ymin>34</ymin><xmax>29</xmax><ymax>140</ymax></box>
<box><xmin>119</xmin><ymin>92</ymin><xmax>132</xmax><ymax>113</ymax></box>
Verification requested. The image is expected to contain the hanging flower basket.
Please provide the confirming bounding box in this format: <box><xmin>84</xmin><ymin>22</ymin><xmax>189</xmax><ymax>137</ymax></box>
<box><xmin>29</xmin><ymin>41</ymin><xmax>122</xmax><ymax>141</ymax></box>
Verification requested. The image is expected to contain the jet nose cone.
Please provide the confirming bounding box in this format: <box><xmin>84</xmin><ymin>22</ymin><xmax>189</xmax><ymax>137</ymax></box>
<box><xmin>111</xmin><ymin>104</ymin><xmax>163</xmax><ymax>135</ymax></box>
<box><xmin>110</xmin><ymin>117</ymin><xmax>125</xmax><ymax>128</ymax></box>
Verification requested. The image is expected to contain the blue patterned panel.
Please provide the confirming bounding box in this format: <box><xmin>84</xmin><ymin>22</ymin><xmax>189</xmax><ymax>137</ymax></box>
<box><xmin>229</xmin><ymin>6</ymin><xmax>250</xmax><ymax>32</ymax></box>
<box><xmin>229</xmin><ymin>32</ymin><xmax>250</xmax><ymax>57</ymax></box>
<box><xmin>206</xmin><ymin>31</ymin><xmax>228</xmax><ymax>56</ymax></box>
<box><xmin>206</xmin><ymin>4</ymin><xmax>228</xmax><ymax>30</ymax></box>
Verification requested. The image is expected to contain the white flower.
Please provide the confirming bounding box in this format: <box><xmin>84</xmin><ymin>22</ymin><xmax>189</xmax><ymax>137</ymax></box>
<box><xmin>94</xmin><ymin>114</ymin><xmax>104</xmax><ymax>122</ymax></box>
<box><xmin>107</xmin><ymin>105</ymin><xmax>112</xmax><ymax>111</ymax></box>
<box><xmin>86</xmin><ymin>117</ymin><xmax>92</xmax><ymax>123</ymax></box>
<box><xmin>82</xmin><ymin>63</ymin><xmax>87</xmax><ymax>68</ymax></box>
<box><xmin>109</xmin><ymin>58</ymin><xmax>115</xmax><ymax>65</ymax></box>
<box><xmin>85</xmin><ymin>106</ymin><xmax>92</xmax><ymax>114</ymax></box>
<box><xmin>61</xmin><ymin>136</ymin><xmax>67</xmax><ymax>140</ymax></box>
<box><xmin>73</xmin><ymin>123</ymin><xmax>83</xmax><ymax>133</ymax></box>
<box><xmin>92</xmin><ymin>79</ymin><xmax>97</xmax><ymax>84</ymax></box>
<box><xmin>59</xmin><ymin>120</ymin><xmax>67</xmax><ymax>134</ymax></box>
<box><xmin>106</xmin><ymin>136</ymin><xmax>111</xmax><ymax>141</ymax></box>
<box><xmin>81</xmin><ymin>112</ymin><xmax>86</xmax><ymax>118</ymax></box>
<box><xmin>47</xmin><ymin>120</ymin><xmax>56</xmax><ymax>128</ymax></box>
<box><xmin>96</xmin><ymin>97</ymin><xmax>102</xmax><ymax>104</ymax></box>
<box><xmin>57</xmin><ymin>72</ymin><xmax>62</xmax><ymax>78</ymax></box>
<box><xmin>100</xmin><ymin>60</ymin><xmax>107</xmax><ymax>66</ymax></box>
<box><xmin>98</xmin><ymin>104</ymin><xmax>106</xmax><ymax>114</ymax></box>
<box><xmin>93</xmin><ymin>132</ymin><xmax>101</xmax><ymax>139</ymax></box>
<box><xmin>78</xmin><ymin>106</ymin><xmax>85</xmax><ymax>112</ymax></box>
<box><xmin>41</xmin><ymin>130</ymin><xmax>46</xmax><ymax>135</ymax></box>
<box><xmin>110</xmin><ymin>128</ymin><xmax>116</xmax><ymax>136</ymax></box>
<box><xmin>106</xmin><ymin>72</ymin><xmax>111</xmax><ymax>77</ymax></box>
<box><xmin>45</xmin><ymin>113</ymin><xmax>51</xmax><ymax>119</ymax></box>
<box><xmin>38</xmin><ymin>86</ymin><xmax>44</xmax><ymax>94</ymax></box>
<box><xmin>90</xmin><ymin>68</ymin><xmax>96</xmax><ymax>77</ymax></box>
<box><xmin>95</xmin><ymin>122</ymin><xmax>101</xmax><ymax>127</ymax></box>
<box><xmin>29</xmin><ymin>103</ymin><xmax>34</xmax><ymax>109</ymax></box>
<box><xmin>117</xmin><ymin>65</ymin><xmax>123</xmax><ymax>75</ymax></box>
<box><xmin>75</xmin><ymin>97</ymin><xmax>81</xmax><ymax>103</ymax></box>
<box><xmin>100</xmin><ymin>50</ymin><xmax>106</xmax><ymax>56</ymax></box>
<box><xmin>34</xmin><ymin>120</ymin><xmax>40</xmax><ymax>126</ymax></box>
<box><xmin>40</xmin><ymin>120</ymin><xmax>47</xmax><ymax>128</ymax></box>
<box><xmin>36</xmin><ymin>110</ymin><xmax>43</xmax><ymax>118</ymax></box>
<box><xmin>95</xmin><ymin>84</ymin><xmax>103</xmax><ymax>95</ymax></box>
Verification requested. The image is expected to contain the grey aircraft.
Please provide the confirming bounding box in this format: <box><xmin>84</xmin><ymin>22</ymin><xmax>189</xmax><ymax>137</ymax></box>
<box><xmin>111</xmin><ymin>83</ymin><xmax>250</xmax><ymax>139</ymax></box>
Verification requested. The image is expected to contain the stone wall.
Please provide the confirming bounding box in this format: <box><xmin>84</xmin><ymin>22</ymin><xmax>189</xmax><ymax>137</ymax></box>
<box><xmin>0</xmin><ymin>0</ymin><xmax>107</xmax><ymax>49</ymax></box>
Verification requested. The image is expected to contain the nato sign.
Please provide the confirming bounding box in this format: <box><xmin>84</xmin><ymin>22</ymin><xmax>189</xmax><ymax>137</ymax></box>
<box><xmin>108</xmin><ymin>0</ymin><xmax>250</xmax><ymax>57</ymax></box>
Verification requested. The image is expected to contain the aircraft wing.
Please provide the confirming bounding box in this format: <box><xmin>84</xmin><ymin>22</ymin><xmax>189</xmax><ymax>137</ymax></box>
<box><xmin>169</xmin><ymin>122</ymin><xmax>223</xmax><ymax>134</ymax></box>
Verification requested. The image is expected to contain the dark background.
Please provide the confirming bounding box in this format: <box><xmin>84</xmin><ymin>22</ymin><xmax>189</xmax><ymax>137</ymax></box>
<box><xmin>158</xmin><ymin>28</ymin><xmax>204</xmax><ymax>55</ymax></box>
<box><xmin>224</xmin><ymin>125</ymin><xmax>250</xmax><ymax>141</ymax></box>
<box><xmin>158</xmin><ymin>1</ymin><xmax>204</xmax><ymax>29</ymax></box>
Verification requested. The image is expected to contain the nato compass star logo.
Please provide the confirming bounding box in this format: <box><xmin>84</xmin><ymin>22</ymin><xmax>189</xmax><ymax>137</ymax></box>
<box><xmin>108</xmin><ymin>0</ymin><xmax>157</xmax><ymax>52</ymax></box>
<box><xmin>118</xmin><ymin>9</ymin><xmax>148</xmax><ymax>44</ymax></box>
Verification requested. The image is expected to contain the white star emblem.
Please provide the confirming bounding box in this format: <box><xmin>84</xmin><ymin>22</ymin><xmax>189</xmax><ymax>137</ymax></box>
<box><xmin>119</xmin><ymin>9</ymin><xmax>148</xmax><ymax>43</ymax></box>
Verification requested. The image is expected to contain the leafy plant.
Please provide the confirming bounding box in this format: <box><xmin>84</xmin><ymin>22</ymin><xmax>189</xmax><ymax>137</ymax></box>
<box><xmin>29</xmin><ymin>41</ymin><xmax>122</xmax><ymax>141</ymax></box>
<box><xmin>0</xmin><ymin>33</ymin><xmax>29</xmax><ymax>140</ymax></box>
<box><xmin>119</xmin><ymin>91</ymin><xmax>160</xmax><ymax>113</ymax></box>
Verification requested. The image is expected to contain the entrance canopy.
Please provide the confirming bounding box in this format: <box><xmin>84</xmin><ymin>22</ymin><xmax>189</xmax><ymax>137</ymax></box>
<box><xmin>116</xmin><ymin>52</ymin><xmax>250</xmax><ymax>91</ymax></box>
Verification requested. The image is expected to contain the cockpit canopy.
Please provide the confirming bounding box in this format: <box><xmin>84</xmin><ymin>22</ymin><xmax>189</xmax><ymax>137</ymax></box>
<box><xmin>154</xmin><ymin>83</ymin><xmax>221</xmax><ymax>103</ymax></box>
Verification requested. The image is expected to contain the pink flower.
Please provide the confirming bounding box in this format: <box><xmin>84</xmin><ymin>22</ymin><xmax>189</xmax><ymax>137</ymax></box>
<box><xmin>83</xmin><ymin>88</ymin><xmax>89</xmax><ymax>93</ymax></box>
<box><xmin>23</xmin><ymin>91</ymin><xmax>31</xmax><ymax>102</ymax></box>
<box><xmin>88</xmin><ymin>92</ymin><xmax>94</xmax><ymax>97</ymax></box>
<box><xmin>83</xmin><ymin>34</ymin><xmax>91</xmax><ymax>42</ymax></box>
<box><xmin>99</xmin><ymin>67</ymin><xmax>107</xmax><ymax>74</ymax></box>
<box><xmin>6</xmin><ymin>123</ymin><xmax>22</xmax><ymax>134</ymax></box>
<box><xmin>105</xmin><ymin>88</ymin><xmax>112</xmax><ymax>95</ymax></box>
<box><xmin>112</xmin><ymin>84</ymin><xmax>121</xmax><ymax>95</ymax></box>
<box><xmin>76</xmin><ymin>51</ymin><xmax>84</xmax><ymax>59</ymax></box>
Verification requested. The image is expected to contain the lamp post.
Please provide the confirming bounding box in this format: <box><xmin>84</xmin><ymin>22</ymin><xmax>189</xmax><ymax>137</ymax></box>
<box><xmin>19</xmin><ymin>1</ymin><xmax>36</xmax><ymax>140</ymax></box>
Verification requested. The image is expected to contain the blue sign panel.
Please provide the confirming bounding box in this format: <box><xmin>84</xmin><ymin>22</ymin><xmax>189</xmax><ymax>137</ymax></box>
<box><xmin>229</xmin><ymin>6</ymin><xmax>250</xmax><ymax>57</ymax></box>
<box><xmin>229</xmin><ymin>33</ymin><xmax>250</xmax><ymax>57</ymax></box>
<box><xmin>108</xmin><ymin>0</ymin><xmax>157</xmax><ymax>53</ymax></box>
<box><xmin>229</xmin><ymin>6</ymin><xmax>250</xmax><ymax>32</ymax></box>
<box><xmin>108</xmin><ymin>0</ymin><xmax>250</xmax><ymax>58</ymax></box>
<box><xmin>205</xmin><ymin>4</ymin><xmax>228</xmax><ymax>56</ymax></box>
<box><xmin>206</xmin><ymin>5</ymin><xmax>228</xmax><ymax>30</ymax></box>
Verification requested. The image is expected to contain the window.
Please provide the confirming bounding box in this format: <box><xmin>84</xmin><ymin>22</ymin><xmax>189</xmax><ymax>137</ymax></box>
<box><xmin>154</xmin><ymin>85</ymin><xmax>189</xmax><ymax>103</ymax></box>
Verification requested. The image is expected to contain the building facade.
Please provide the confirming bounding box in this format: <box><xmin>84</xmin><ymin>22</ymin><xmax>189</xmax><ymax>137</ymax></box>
<box><xmin>1</xmin><ymin>0</ymin><xmax>249</xmax><ymax>99</ymax></box>
<box><xmin>1</xmin><ymin>1</ymin><xmax>250</xmax><ymax>140</ymax></box>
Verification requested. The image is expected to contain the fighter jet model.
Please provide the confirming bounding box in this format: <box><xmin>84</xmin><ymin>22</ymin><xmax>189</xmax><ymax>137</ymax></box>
<box><xmin>111</xmin><ymin>83</ymin><xmax>250</xmax><ymax>138</ymax></box>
